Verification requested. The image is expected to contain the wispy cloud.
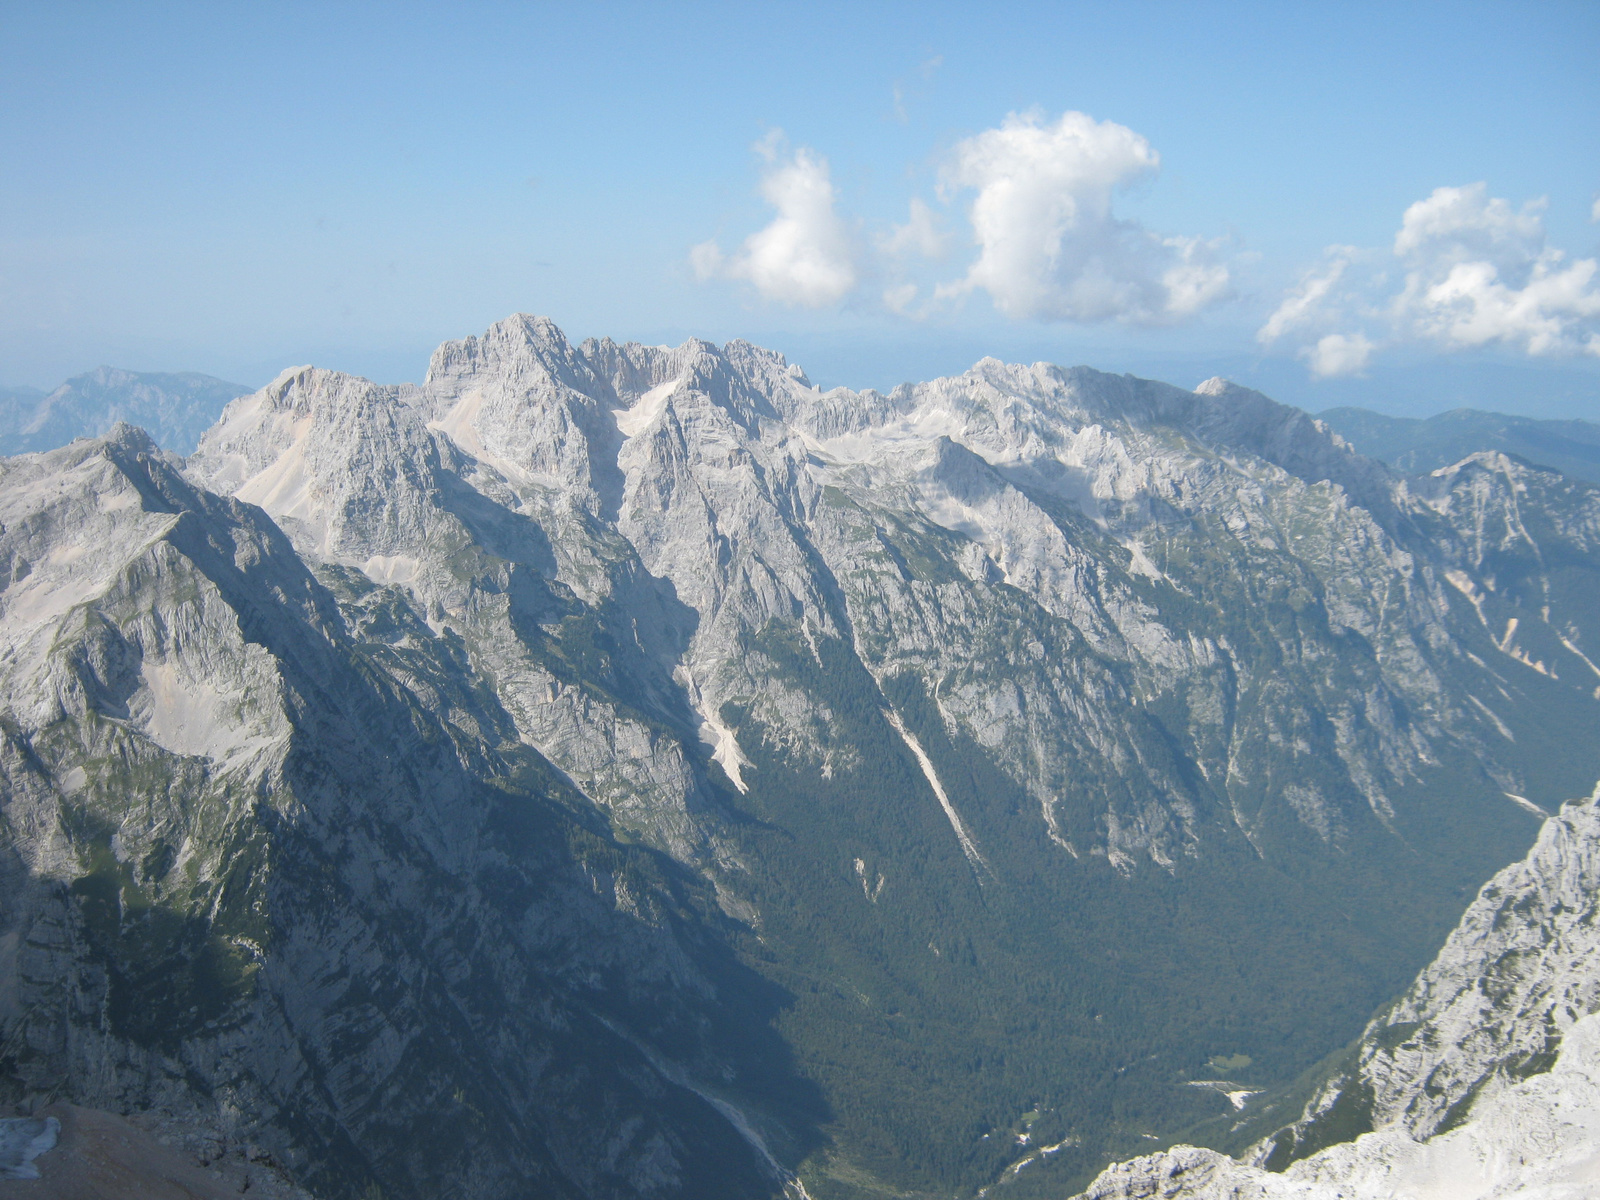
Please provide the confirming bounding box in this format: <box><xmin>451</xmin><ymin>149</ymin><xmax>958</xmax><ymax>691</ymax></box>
<box><xmin>891</xmin><ymin>54</ymin><xmax>943</xmax><ymax>124</ymax></box>
<box><xmin>1258</xmin><ymin>253</ymin><xmax>1353</xmax><ymax>345</ymax></box>
<box><xmin>880</xmin><ymin>198</ymin><xmax>949</xmax><ymax>260</ymax></box>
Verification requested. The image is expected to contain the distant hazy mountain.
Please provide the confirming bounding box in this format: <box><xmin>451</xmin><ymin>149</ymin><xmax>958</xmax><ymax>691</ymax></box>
<box><xmin>3</xmin><ymin>315</ymin><xmax>1599</xmax><ymax>1199</ymax></box>
<box><xmin>1321</xmin><ymin>406</ymin><xmax>1600</xmax><ymax>485</ymax></box>
<box><xmin>0</xmin><ymin>385</ymin><xmax>45</xmax><ymax>406</ymax></box>
<box><xmin>0</xmin><ymin>366</ymin><xmax>251</xmax><ymax>456</ymax></box>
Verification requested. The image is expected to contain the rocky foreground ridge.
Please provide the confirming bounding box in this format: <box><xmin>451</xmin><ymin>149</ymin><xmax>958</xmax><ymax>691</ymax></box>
<box><xmin>1074</xmin><ymin>782</ymin><xmax>1600</xmax><ymax>1200</ymax></box>
<box><xmin>2</xmin><ymin>315</ymin><xmax>1599</xmax><ymax>1198</ymax></box>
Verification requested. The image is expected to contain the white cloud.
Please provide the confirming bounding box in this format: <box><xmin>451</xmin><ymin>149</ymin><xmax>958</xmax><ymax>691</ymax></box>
<box><xmin>881</xmin><ymin>198</ymin><xmax>949</xmax><ymax>259</ymax></box>
<box><xmin>1304</xmin><ymin>332</ymin><xmax>1373</xmax><ymax>378</ymax></box>
<box><xmin>1257</xmin><ymin>253</ymin><xmax>1352</xmax><ymax>344</ymax></box>
<box><xmin>694</xmin><ymin>137</ymin><xmax>858</xmax><ymax>308</ymax></box>
<box><xmin>751</xmin><ymin>128</ymin><xmax>785</xmax><ymax>163</ymax></box>
<box><xmin>1402</xmin><ymin>254</ymin><xmax>1600</xmax><ymax>355</ymax></box>
<box><xmin>1261</xmin><ymin>183</ymin><xmax>1600</xmax><ymax>375</ymax></box>
<box><xmin>1392</xmin><ymin>184</ymin><xmax>1544</xmax><ymax>267</ymax></box>
<box><xmin>689</xmin><ymin>240</ymin><xmax>724</xmax><ymax>281</ymax></box>
<box><xmin>883</xmin><ymin>282</ymin><xmax>919</xmax><ymax>313</ymax></box>
<box><xmin>1162</xmin><ymin>236</ymin><xmax>1232</xmax><ymax>317</ymax></box>
<box><xmin>1393</xmin><ymin>184</ymin><xmax>1600</xmax><ymax>356</ymax></box>
<box><xmin>1592</xmin><ymin>196</ymin><xmax>1600</xmax><ymax>223</ymax></box>
<box><xmin>937</xmin><ymin>110</ymin><xmax>1228</xmax><ymax>323</ymax></box>
<box><xmin>891</xmin><ymin>55</ymin><xmax>943</xmax><ymax>123</ymax></box>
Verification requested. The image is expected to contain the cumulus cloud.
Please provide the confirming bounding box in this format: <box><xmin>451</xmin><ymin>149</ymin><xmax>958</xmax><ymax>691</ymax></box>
<box><xmin>1393</xmin><ymin>185</ymin><xmax>1600</xmax><ymax>355</ymax></box>
<box><xmin>1305</xmin><ymin>332</ymin><xmax>1373</xmax><ymax>378</ymax></box>
<box><xmin>1162</xmin><ymin>237</ymin><xmax>1233</xmax><ymax>318</ymax></box>
<box><xmin>1261</xmin><ymin>183</ymin><xmax>1600</xmax><ymax>376</ymax></box>
<box><xmin>1257</xmin><ymin>253</ymin><xmax>1353</xmax><ymax>345</ymax></box>
<box><xmin>692</xmin><ymin>136</ymin><xmax>858</xmax><ymax>308</ymax></box>
<box><xmin>936</xmin><ymin>110</ymin><xmax>1228</xmax><ymax>323</ymax></box>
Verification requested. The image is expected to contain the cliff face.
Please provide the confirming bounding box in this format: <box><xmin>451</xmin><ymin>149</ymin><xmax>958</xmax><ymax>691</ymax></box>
<box><xmin>4</xmin><ymin>315</ymin><xmax>1600</xmax><ymax>1198</ymax></box>
<box><xmin>0</xmin><ymin>428</ymin><xmax>802</xmax><ymax>1200</ymax></box>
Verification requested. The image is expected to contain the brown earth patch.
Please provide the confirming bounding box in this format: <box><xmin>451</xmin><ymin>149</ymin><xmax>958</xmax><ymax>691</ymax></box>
<box><xmin>0</xmin><ymin>1105</ymin><xmax>307</xmax><ymax>1200</ymax></box>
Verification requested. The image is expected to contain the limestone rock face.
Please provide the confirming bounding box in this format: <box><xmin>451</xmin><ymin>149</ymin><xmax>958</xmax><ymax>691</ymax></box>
<box><xmin>7</xmin><ymin>315</ymin><xmax>1600</xmax><ymax>1198</ymax></box>
<box><xmin>0</xmin><ymin>427</ymin><xmax>794</xmax><ymax>1200</ymax></box>
<box><xmin>193</xmin><ymin>318</ymin><xmax>1600</xmax><ymax>875</ymax></box>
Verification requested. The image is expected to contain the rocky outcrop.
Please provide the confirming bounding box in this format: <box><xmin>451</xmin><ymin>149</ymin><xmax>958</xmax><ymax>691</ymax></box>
<box><xmin>1074</xmin><ymin>784</ymin><xmax>1600</xmax><ymax>1199</ymax></box>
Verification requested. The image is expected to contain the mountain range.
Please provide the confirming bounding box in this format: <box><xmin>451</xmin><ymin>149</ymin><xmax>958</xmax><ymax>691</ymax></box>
<box><xmin>0</xmin><ymin>367</ymin><xmax>252</xmax><ymax>457</ymax></box>
<box><xmin>1320</xmin><ymin>406</ymin><xmax>1600</xmax><ymax>487</ymax></box>
<box><xmin>2</xmin><ymin>315</ymin><xmax>1598</xmax><ymax>1198</ymax></box>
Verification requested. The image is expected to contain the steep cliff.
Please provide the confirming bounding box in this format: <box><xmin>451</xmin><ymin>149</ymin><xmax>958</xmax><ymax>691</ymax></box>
<box><xmin>0</xmin><ymin>427</ymin><xmax>805</xmax><ymax>1199</ymax></box>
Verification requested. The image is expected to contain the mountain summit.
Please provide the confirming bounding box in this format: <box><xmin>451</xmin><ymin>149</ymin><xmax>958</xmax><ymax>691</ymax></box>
<box><xmin>3</xmin><ymin>315</ymin><xmax>1599</xmax><ymax>1198</ymax></box>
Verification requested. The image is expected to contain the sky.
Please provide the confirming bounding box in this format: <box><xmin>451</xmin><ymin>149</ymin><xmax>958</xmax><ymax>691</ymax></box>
<box><xmin>2</xmin><ymin>0</ymin><xmax>1598</xmax><ymax>417</ymax></box>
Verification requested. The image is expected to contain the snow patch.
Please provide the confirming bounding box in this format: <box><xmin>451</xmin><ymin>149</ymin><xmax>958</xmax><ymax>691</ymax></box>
<box><xmin>1466</xmin><ymin>694</ymin><xmax>1516</xmax><ymax>741</ymax></box>
<box><xmin>809</xmin><ymin>406</ymin><xmax>967</xmax><ymax>464</ymax></box>
<box><xmin>1505</xmin><ymin>792</ymin><xmax>1551</xmax><ymax>817</ymax></box>
<box><xmin>0</xmin><ymin>1116</ymin><xmax>59</xmax><ymax>1180</ymax></box>
<box><xmin>613</xmin><ymin>379</ymin><xmax>681</xmax><ymax>439</ymax></box>
<box><xmin>1445</xmin><ymin>569</ymin><xmax>1489</xmax><ymax>628</ymax></box>
<box><xmin>853</xmin><ymin>857</ymin><xmax>886</xmax><ymax>902</ymax></box>
<box><xmin>1557</xmin><ymin>631</ymin><xmax>1600</xmax><ymax>683</ymax></box>
<box><xmin>1187</xmin><ymin>1081</ymin><xmax>1263</xmax><ymax>1111</ymax></box>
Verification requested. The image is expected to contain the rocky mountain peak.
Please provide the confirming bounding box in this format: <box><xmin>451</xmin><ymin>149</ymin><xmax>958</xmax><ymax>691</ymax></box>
<box><xmin>425</xmin><ymin>311</ymin><xmax>606</xmax><ymax>402</ymax></box>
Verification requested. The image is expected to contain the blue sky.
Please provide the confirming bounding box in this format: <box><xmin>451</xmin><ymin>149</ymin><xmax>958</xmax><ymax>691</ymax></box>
<box><xmin>3</xmin><ymin>0</ymin><xmax>1598</xmax><ymax>416</ymax></box>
